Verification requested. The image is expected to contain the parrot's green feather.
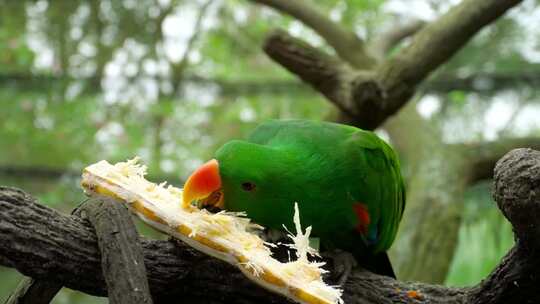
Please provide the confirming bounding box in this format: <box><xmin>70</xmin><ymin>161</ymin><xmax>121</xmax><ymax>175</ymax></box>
<box><xmin>215</xmin><ymin>119</ymin><xmax>405</xmax><ymax>258</ymax></box>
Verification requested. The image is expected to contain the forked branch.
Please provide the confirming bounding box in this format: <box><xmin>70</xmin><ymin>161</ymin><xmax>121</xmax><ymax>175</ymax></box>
<box><xmin>257</xmin><ymin>0</ymin><xmax>523</xmax><ymax>129</ymax></box>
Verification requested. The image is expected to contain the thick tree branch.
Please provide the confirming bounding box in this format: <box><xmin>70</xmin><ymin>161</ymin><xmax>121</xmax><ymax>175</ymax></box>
<box><xmin>492</xmin><ymin>149</ymin><xmax>540</xmax><ymax>244</ymax></box>
<box><xmin>1</xmin><ymin>147</ymin><xmax>540</xmax><ymax>303</ymax></box>
<box><xmin>263</xmin><ymin>30</ymin><xmax>383</xmax><ymax>122</ymax></box>
<box><xmin>248</xmin><ymin>0</ymin><xmax>376</xmax><ymax>68</ymax></box>
<box><xmin>4</xmin><ymin>203</ymin><xmax>86</xmax><ymax>304</ymax></box>
<box><xmin>374</xmin><ymin>0</ymin><xmax>523</xmax><ymax>127</ymax></box>
<box><xmin>462</xmin><ymin>148</ymin><xmax>540</xmax><ymax>304</ymax></box>
<box><xmin>0</xmin><ymin>186</ymin><xmax>281</xmax><ymax>302</ymax></box>
<box><xmin>82</xmin><ymin>198</ymin><xmax>153</xmax><ymax>304</ymax></box>
<box><xmin>377</xmin><ymin>0</ymin><xmax>522</xmax><ymax>89</ymax></box>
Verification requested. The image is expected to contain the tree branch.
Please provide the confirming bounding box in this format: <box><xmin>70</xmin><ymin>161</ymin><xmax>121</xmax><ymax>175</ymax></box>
<box><xmin>4</xmin><ymin>203</ymin><xmax>86</xmax><ymax>304</ymax></box>
<box><xmin>0</xmin><ymin>186</ymin><xmax>282</xmax><ymax>302</ymax></box>
<box><xmin>263</xmin><ymin>30</ymin><xmax>383</xmax><ymax>122</ymax></box>
<box><xmin>260</xmin><ymin>0</ymin><xmax>523</xmax><ymax>129</ymax></box>
<box><xmin>373</xmin><ymin>0</ymin><xmax>523</xmax><ymax>126</ymax></box>
<box><xmin>82</xmin><ymin>198</ymin><xmax>153</xmax><ymax>304</ymax></box>
<box><xmin>1</xmin><ymin>147</ymin><xmax>540</xmax><ymax>303</ymax></box>
<box><xmin>377</xmin><ymin>0</ymin><xmax>522</xmax><ymax>86</ymax></box>
<box><xmin>248</xmin><ymin>0</ymin><xmax>376</xmax><ymax>68</ymax></box>
<box><xmin>370</xmin><ymin>19</ymin><xmax>426</xmax><ymax>57</ymax></box>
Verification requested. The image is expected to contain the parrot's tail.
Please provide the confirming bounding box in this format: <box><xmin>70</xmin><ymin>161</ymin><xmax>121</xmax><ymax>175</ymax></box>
<box><xmin>370</xmin><ymin>251</ymin><xmax>396</xmax><ymax>279</ymax></box>
<box><xmin>352</xmin><ymin>247</ymin><xmax>396</xmax><ymax>279</ymax></box>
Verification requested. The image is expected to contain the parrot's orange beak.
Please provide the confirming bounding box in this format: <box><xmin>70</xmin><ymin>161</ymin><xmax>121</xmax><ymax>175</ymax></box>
<box><xmin>182</xmin><ymin>159</ymin><xmax>224</xmax><ymax>210</ymax></box>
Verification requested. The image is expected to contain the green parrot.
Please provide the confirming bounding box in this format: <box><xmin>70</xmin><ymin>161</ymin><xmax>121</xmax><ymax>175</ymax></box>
<box><xmin>182</xmin><ymin>119</ymin><xmax>405</xmax><ymax>280</ymax></box>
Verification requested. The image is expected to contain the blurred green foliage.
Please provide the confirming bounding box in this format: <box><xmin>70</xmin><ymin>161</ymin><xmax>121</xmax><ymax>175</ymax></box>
<box><xmin>1</xmin><ymin>0</ymin><xmax>539</xmax><ymax>302</ymax></box>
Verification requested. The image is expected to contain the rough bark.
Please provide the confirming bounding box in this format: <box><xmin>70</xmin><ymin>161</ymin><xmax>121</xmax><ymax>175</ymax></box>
<box><xmin>4</xmin><ymin>199</ymin><xmax>88</xmax><ymax>304</ymax></box>
<box><xmin>0</xmin><ymin>148</ymin><xmax>540</xmax><ymax>303</ymax></box>
<box><xmin>82</xmin><ymin>198</ymin><xmax>153</xmax><ymax>304</ymax></box>
<box><xmin>262</xmin><ymin>30</ymin><xmax>367</xmax><ymax>117</ymax></box>
<box><xmin>466</xmin><ymin>148</ymin><xmax>540</xmax><ymax>304</ymax></box>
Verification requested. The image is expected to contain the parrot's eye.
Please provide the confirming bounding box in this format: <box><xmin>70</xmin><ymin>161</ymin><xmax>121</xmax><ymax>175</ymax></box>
<box><xmin>241</xmin><ymin>182</ymin><xmax>256</xmax><ymax>192</ymax></box>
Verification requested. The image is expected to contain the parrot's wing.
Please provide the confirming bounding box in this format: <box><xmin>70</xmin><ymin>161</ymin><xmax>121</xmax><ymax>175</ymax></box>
<box><xmin>345</xmin><ymin>133</ymin><xmax>405</xmax><ymax>278</ymax></box>
<box><xmin>347</xmin><ymin>130</ymin><xmax>405</xmax><ymax>253</ymax></box>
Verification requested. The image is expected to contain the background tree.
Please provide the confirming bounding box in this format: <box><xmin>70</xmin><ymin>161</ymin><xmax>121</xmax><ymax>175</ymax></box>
<box><xmin>1</xmin><ymin>0</ymin><xmax>540</xmax><ymax>302</ymax></box>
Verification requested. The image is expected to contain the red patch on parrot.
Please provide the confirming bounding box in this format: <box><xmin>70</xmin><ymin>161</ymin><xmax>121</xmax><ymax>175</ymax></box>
<box><xmin>352</xmin><ymin>203</ymin><xmax>371</xmax><ymax>234</ymax></box>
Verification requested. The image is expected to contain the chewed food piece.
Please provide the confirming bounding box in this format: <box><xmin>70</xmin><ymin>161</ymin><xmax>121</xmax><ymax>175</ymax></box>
<box><xmin>81</xmin><ymin>158</ymin><xmax>343</xmax><ymax>304</ymax></box>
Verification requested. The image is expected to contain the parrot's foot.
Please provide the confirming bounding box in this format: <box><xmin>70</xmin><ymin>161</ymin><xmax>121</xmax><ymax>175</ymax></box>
<box><xmin>322</xmin><ymin>249</ymin><xmax>358</xmax><ymax>286</ymax></box>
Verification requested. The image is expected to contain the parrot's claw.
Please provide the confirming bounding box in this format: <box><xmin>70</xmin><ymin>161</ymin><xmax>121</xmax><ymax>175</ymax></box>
<box><xmin>322</xmin><ymin>249</ymin><xmax>358</xmax><ymax>286</ymax></box>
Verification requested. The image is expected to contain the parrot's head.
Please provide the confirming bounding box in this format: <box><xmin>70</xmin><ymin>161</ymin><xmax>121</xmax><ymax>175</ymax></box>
<box><xmin>183</xmin><ymin>140</ymin><xmax>296</xmax><ymax>227</ymax></box>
